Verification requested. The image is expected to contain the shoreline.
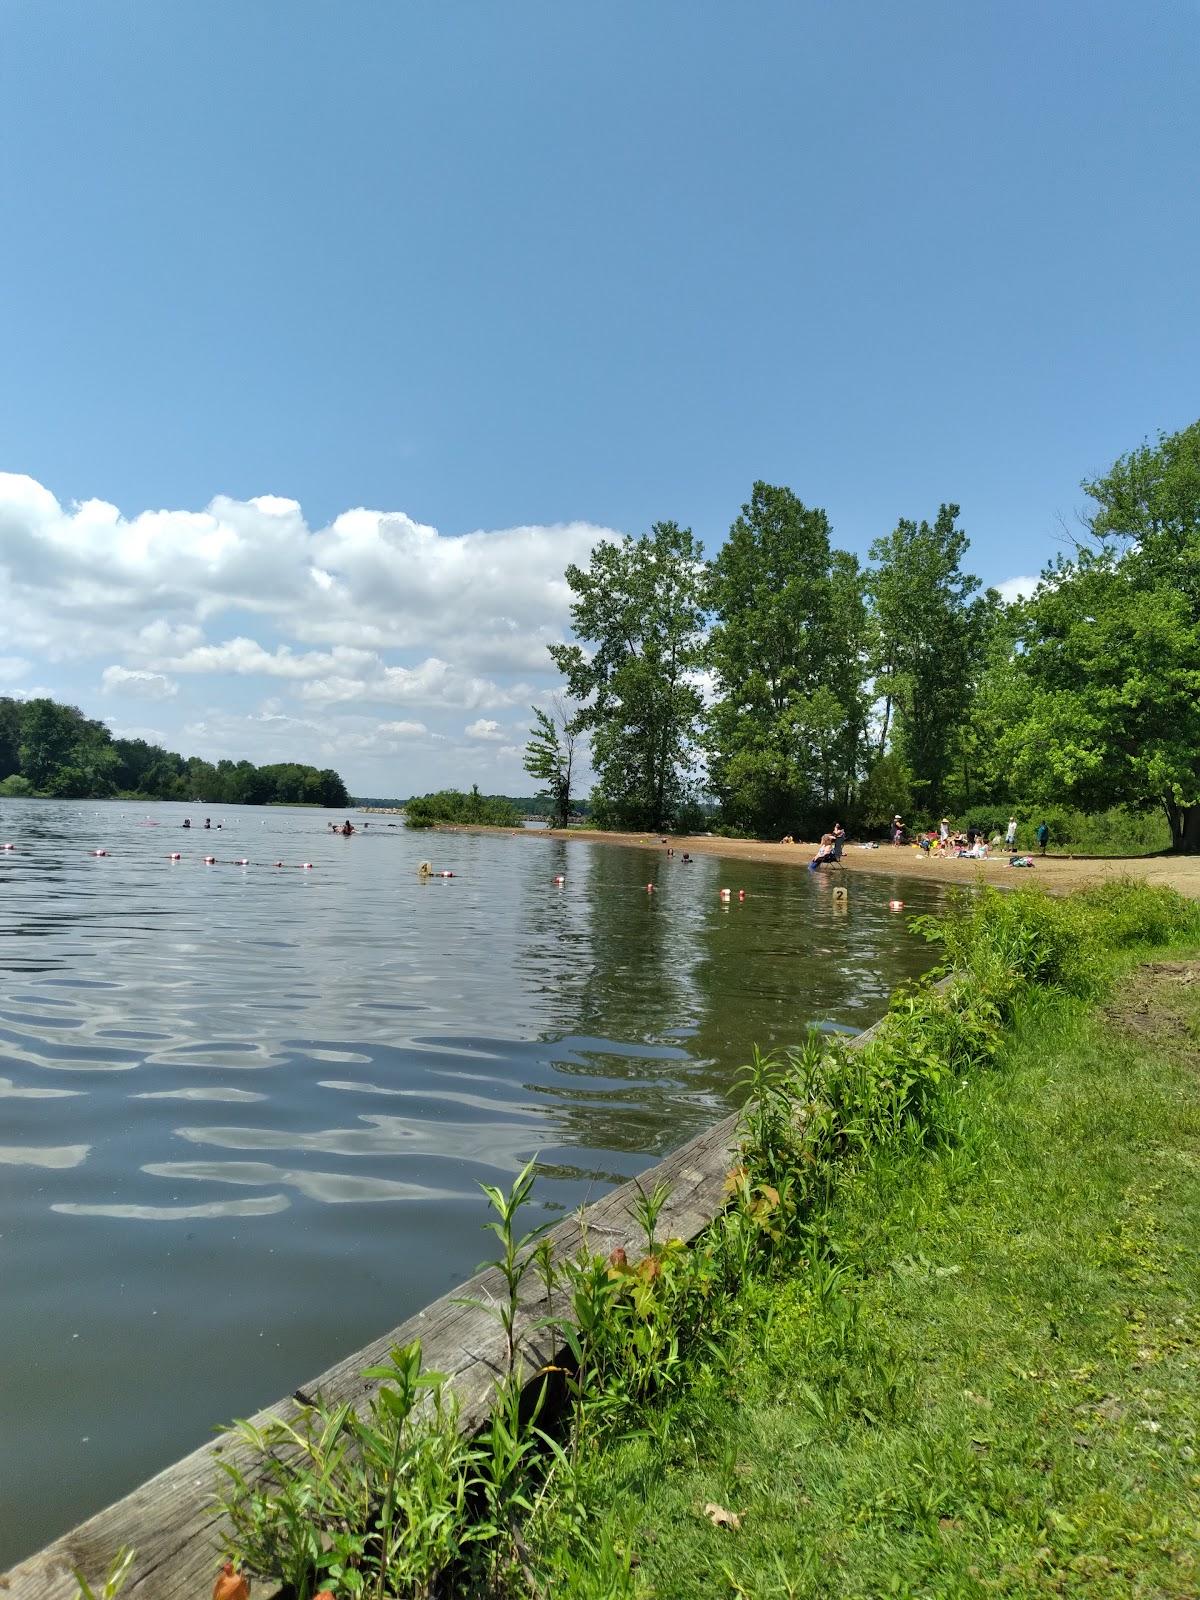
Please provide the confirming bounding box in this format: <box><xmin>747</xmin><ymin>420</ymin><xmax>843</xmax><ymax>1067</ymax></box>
<box><xmin>432</xmin><ymin>822</ymin><xmax>1200</xmax><ymax>897</ymax></box>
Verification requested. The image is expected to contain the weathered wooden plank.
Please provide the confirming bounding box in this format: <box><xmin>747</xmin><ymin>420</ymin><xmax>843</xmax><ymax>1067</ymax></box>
<box><xmin>1</xmin><ymin>1000</ymin><xmax>920</xmax><ymax>1600</ymax></box>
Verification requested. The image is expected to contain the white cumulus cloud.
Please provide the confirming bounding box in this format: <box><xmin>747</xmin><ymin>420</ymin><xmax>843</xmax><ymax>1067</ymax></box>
<box><xmin>996</xmin><ymin>575</ymin><xmax>1039</xmax><ymax>605</ymax></box>
<box><xmin>0</xmin><ymin>470</ymin><xmax>616</xmax><ymax>792</ymax></box>
<box><xmin>101</xmin><ymin>665</ymin><xmax>179</xmax><ymax>700</ymax></box>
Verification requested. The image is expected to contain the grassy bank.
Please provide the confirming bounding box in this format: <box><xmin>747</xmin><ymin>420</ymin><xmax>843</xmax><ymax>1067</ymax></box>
<box><xmin>94</xmin><ymin>881</ymin><xmax>1197</xmax><ymax>1600</ymax></box>
<box><xmin>527</xmin><ymin>942</ymin><xmax>1200</xmax><ymax>1597</ymax></box>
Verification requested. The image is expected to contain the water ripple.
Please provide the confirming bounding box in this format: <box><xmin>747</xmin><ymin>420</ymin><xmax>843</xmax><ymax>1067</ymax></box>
<box><xmin>0</xmin><ymin>797</ymin><xmax>943</xmax><ymax>1571</ymax></box>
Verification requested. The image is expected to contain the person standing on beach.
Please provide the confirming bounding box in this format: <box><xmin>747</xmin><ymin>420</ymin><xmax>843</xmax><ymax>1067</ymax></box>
<box><xmin>1005</xmin><ymin>816</ymin><xmax>1018</xmax><ymax>850</ymax></box>
<box><xmin>1036</xmin><ymin>820</ymin><xmax>1049</xmax><ymax>855</ymax></box>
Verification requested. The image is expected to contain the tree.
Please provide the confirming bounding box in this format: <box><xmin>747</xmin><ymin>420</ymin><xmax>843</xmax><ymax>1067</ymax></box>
<box><xmin>868</xmin><ymin>505</ymin><xmax>997</xmax><ymax>814</ymax></box>
<box><xmin>18</xmin><ymin>698</ymin><xmax>83</xmax><ymax>789</ymax></box>
<box><xmin>549</xmin><ymin>522</ymin><xmax>707</xmax><ymax>831</ymax></box>
<box><xmin>997</xmin><ymin>421</ymin><xmax>1200</xmax><ymax>851</ymax></box>
<box><xmin>0</xmin><ymin>697</ymin><xmax>22</xmax><ymax>780</ymax></box>
<box><xmin>705</xmin><ymin>483</ymin><xmax>870</xmax><ymax>834</ymax></box>
<box><xmin>318</xmin><ymin>768</ymin><xmax>351</xmax><ymax>808</ymax></box>
<box><xmin>523</xmin><ymin>695</ymin><xmax>577</xmax><ymax>829</ymax></box>
<box><xmin>858</xmin><ymin>750</ymin><xmax>913</xmax><ymax>830</ymax></box>
<box><xmin>1083</xmin><ymin>418</ymin><xmax>1200</xmax><ymax>605</ymax></box>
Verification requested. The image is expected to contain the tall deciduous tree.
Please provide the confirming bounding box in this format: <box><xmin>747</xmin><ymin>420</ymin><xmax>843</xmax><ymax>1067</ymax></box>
<box><xmin>523</xmin><ymin>695</ymin><xmax>577</xmax><ymax>829</ymax></box>
<box><xmin>17</xmin><ymin>698</ymin><xmax>87</xmax><ymax>789</ymax></box>
<box><xmin>549</xmin><ymin>523</ymin><xmax>706</xmax><ymax>831</ymax></box>
<box><xmin>998</xmin><ymin>420</ymin><xmax>1200</xmax><ymax>851</ymax></box>
<box><xmin>868</xmin><ymin>505</ymin><xmax>996</xmax><ymax>814</ymax></box>
<box><xmin>705</xmin><ymin>483</ymin><xmax>869</xmax><ymax>834</ymax></box>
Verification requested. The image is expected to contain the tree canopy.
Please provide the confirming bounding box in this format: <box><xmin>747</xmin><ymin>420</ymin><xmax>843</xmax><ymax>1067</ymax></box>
<box><xmin>995</xmin><ymin>421</ymin><xmax>1200</xmax><ymax>850</ymax></box>
<box><xmin>705</xmin><ymin>483</ymin><xmax>870</xmax><ymax>835</ymax></box>
<box><xmin>548</xmin><ymin>522</ymin><xmax>707</xmax><ymax>832</ymax></box>
<box><xmin>536</xmin><ymin>418</ymin><xmax>1200</xmax><ymax>850</ymax></box>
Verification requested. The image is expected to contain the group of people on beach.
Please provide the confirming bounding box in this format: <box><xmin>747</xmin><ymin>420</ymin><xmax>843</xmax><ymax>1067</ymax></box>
<box><xmin>896</xmin><ymin>815</ymin><xmax>1050</xmax><ymax>859</ymax></box>
<box><xmin>804</xmin><ymin>814</ymin><xmax>1050</xmax><ymax>870</ymax></box>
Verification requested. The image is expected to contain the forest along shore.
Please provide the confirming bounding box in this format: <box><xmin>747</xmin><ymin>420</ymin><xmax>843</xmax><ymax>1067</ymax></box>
<box><xmin>434</xmin><ymin>822</ymin><xmax>1200</xmax><ymax>898</ymax></box>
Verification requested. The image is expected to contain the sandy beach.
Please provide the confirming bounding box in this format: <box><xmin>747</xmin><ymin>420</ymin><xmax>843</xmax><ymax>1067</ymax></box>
<box><xmin>481</xmin><ymin>825</ymin><xmax>1200</xmax><ymax>898</ymax></box>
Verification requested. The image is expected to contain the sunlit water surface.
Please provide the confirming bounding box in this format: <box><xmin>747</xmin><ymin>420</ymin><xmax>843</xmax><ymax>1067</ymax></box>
<box><xmin>0</xmin><ymin>799</ymin><xmax>941</xmax><ymax>1563</ymax></box>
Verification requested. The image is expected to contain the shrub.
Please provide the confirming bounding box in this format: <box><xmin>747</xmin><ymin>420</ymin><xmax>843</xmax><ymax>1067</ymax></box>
<box><xmin>403</xmin><ymin>787</ymin><xmax>521</xmax><ymax>829</ymax></box>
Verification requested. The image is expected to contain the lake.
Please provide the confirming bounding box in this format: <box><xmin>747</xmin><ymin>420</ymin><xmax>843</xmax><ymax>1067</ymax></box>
<box><xmin>0</xmin><ymin>799</ymin><xmax>940</xmax><ymax>1566</ymax></box>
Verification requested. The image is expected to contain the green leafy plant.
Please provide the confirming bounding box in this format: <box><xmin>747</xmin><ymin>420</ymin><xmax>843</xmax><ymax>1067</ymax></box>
<box><xmin>216</xmin><ymin>1340</ymin><xmax>476</xmax><ymax>1599</ymax></box>
<box><xmin>459</xmin><ymin>1153</ymin><xmax>554</xmax><ymax>1381</ymax></box>
<box><xmin>73</xmin><ymin>1547</ymin><xmax>135</xmax><ymax>1600</ymax></box>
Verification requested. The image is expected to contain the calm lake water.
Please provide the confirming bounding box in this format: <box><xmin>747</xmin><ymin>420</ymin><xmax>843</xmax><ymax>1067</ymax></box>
<box><xmin>0</xmin><ymin>799</ymin><xmax>940</xmax><ymax>1565</ymax></box>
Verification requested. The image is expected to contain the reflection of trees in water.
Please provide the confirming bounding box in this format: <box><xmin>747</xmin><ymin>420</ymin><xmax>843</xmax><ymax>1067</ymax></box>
<box><xmin>512</xmin><ymin>841</ymin><xmax>722</xmax><ymax>1162</ymax></box>
<box><xmin>512</xmin><ymin>847</ymin><xmax>946</xmax><ymax>1172</ymax></box>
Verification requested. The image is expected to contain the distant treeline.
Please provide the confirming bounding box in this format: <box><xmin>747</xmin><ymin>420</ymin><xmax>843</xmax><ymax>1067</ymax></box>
<box><xmin>0</xmin><ymin>695</ymin><xmax>350</xmax><ymax>807</ymax></box>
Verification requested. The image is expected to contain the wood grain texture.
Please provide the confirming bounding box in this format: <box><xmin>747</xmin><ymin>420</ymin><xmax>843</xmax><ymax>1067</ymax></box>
<box><xmin>1</xmin><ymin>1006</ymin><xmax>905</xmax><ymax>1599</ymax></box>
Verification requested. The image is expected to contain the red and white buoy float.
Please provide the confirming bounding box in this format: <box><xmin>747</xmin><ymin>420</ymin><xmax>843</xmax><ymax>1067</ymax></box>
<box><xmin>168</xmin><ymin>852</ymin><xmax>181</xmax><ymax>861</ymax></box>
<box><xmin>91</xmin><ymin>849</ymin><xmax>108</xmax><ymax>857</ymax></box>
<box><xmin>888</xmin><ymin>899</ymin><xmax>904</xmax><ymax>911</ymax></box>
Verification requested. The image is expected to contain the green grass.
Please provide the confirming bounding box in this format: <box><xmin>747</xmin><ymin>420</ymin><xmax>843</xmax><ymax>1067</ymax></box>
<box><xmin>527</xmin><ymin>956</ymin><xmax>1200</xmax><ymax>1598</ymax></box>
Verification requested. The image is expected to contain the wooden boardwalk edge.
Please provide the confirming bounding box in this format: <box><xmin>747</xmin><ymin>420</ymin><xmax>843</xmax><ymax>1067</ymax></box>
<box><xmin>2</xmin><ymin>1009</ymin><xmax>904</xmax><ymax>1600</ymax></box>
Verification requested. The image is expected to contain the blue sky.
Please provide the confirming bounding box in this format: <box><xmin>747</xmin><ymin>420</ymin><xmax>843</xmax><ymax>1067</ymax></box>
<box><xmin>1</xmin><ymin>2</ymin><xmax>1197</xmax><ymax>793</ymax></box>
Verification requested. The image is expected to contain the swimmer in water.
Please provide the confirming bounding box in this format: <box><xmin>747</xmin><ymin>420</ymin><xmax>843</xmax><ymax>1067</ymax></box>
<box><xmin>204</xmin><ymin>818</ymin><xmax>211</xmax><ymax>829</ymax></box>
<box><xmin>182</xmin><ymin>818</ymin><xmax>191</xmax><ymax>828</ymax></box>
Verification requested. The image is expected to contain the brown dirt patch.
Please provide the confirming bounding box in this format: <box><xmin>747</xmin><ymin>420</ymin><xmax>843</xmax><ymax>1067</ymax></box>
<box><xmin>1104</xmin><ymin>961</ymin><xmax>1200</xmax><ymax>1053</ymax></box>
